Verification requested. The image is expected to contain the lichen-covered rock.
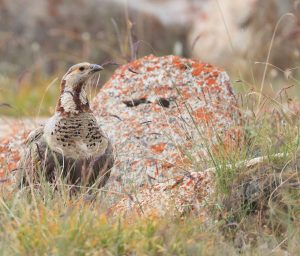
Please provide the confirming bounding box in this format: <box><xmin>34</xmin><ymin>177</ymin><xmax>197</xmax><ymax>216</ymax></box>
<box><xmin>92</xmin><ymin>55</ymin><xmax>242</xmax><ymax>215</ymax></box>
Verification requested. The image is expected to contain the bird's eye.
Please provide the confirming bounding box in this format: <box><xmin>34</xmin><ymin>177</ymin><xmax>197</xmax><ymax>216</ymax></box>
<box><xmin>79</xmin><ymin>66</ymin><xmax>85</xmax><ymax>71</ymax></box>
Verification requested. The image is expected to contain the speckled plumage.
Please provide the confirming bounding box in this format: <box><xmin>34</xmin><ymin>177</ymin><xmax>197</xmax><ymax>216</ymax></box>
<box><xmin>19</xmin><ymin>63</ymin><xmax>114</xmax><ymax>188</ymax></box>
<box><xmin>44</xmin><ymin>112</ymin><xmax>108</xmax><ymax>159</ymax></box>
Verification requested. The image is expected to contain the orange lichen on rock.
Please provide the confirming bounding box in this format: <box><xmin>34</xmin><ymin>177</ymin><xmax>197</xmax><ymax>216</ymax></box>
<box><xmin>128</xmin><ymin>59</ymin><xmax>142</xmax><ymax>70</ymax></box>
<box><xmin>191</xmin><ymin>63</ymin><xmax>205</xmax><ymax>76</ymax></box>
<box><xmin>207</xmin><ymin>78</ymin><xmax>216</xmax><ymax>86</ymax></box>
<box><xmin>172</xmin><ymin>56</ymin><xmax>186</xmax><ymax>70</ymax></box>
<box><xmin>193</xmin><ymin>108</ymin><xmax>212</xmax><ymax>121</ymax></box>
<box><xmin>150</xmin><ymin>143</ymin><xmax>167</xmax><ymax>154</ymax></box>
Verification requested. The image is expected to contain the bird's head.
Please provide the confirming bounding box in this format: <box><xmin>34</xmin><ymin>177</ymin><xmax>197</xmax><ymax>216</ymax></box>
<box><xmin>62</xmin><ymin>62</ymin><xmax>103</xmax><ymax>88</ymax></box>
<box><xmin>57</xmin><ymin>62</ymin><xmax>104</xmax><ymax>115</ymax></box>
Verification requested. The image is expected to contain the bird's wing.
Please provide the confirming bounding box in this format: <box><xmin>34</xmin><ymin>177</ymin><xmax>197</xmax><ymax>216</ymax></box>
<box><xmin>24</xmin><ymin>126</ymin><xmax>44</xmax><ymax>146</ymax></box>
<box><xmin>91</xmin><ymin>139</ymin><xmax>114</xmax><ymax>188</ymax></box>
<box><xmin>18</xmin><ymin>126</ymin><xmax>47</xmax><ymax>186</ymax></box>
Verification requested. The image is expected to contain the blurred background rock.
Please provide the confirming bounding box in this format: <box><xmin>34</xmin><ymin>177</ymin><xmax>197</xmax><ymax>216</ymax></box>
<box><xmin>0</xmin><ymin>0</ymin><xmax>299</xmax><ymax>115</ymax></box>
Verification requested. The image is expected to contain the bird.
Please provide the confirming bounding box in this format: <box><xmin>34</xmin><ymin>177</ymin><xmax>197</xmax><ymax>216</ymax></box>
<box><xmin>18</xmin><ymin>62</ymin><xmax>114</xmax><ymax>189</ymax></box>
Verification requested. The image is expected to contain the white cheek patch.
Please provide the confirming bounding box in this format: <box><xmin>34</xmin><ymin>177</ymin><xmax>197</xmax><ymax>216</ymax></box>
<box><xmin>60</xmin><ymin>92</ymin><xmax>78</xmax><ymax>114</ymax></box>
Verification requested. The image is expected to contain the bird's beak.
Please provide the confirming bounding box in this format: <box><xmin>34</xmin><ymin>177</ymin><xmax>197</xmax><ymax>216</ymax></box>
<box><xmin>90</xmin><ymin>64</ymin><xmax>104</xmax><ymax>72</ymax></box>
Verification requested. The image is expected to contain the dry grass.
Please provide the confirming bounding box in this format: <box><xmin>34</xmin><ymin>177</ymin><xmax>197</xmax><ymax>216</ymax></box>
<box><xmin>1</xmin><ymin>76</ymin><xmax>300</xmax><ymax>255</ymax></box>
<box><xmin>1</xmin><ymin>1</ymin><xmax>300</xmax><ymax>254</ymax></box>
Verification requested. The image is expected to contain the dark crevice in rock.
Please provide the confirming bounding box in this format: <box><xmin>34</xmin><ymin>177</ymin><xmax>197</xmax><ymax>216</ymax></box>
<box><xmin>128</xmin><ymin>68</ymin><xmax>140</xmax><ymax>74</ymax></box>
<box><xmin>123</xmin><ymin>98</ymin><xmax>151</xmax><ymax>107</ymax></box>
<box><xmin>157</xmin><ymin>97</ymin><xmax>170</xmax><ymax>108</ymax></box>
<box><xmin>123</xmin><ymin>97</ymin><xmax>172</xmax><ymax>108</ymax></box>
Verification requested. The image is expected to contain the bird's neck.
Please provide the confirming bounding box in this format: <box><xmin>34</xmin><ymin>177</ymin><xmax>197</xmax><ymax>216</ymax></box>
<box><xmin>56</xmin><ymin>79</ymin><xmax>91</xmax><ymax>115</ymax></box>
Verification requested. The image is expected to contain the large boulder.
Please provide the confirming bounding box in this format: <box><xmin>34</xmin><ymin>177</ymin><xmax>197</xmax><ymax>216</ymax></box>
<box><xmin>92</xmin><ymin>55</ymin><xmax>242</xmax><ymax>215</ymax></box>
